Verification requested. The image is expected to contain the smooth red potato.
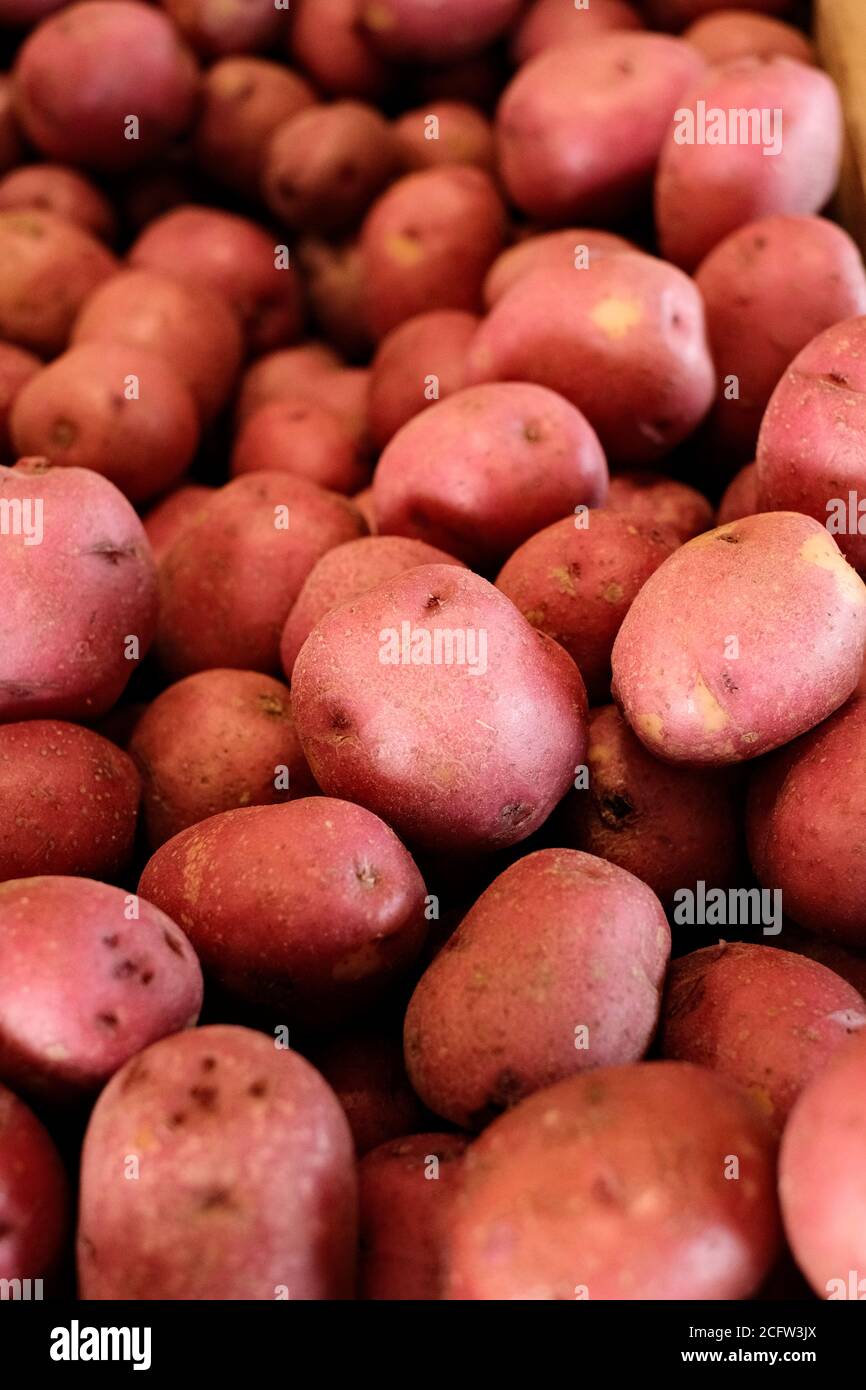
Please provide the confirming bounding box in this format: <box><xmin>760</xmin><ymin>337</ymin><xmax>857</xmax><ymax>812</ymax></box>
<box><xmin>779</xmin><ymin>924</ymin><xmax>866</xmax><ymax>1000</ymax></box>
<box><xmin>236</xmin><ymin>343</ymin><xmax>344</xmax><ymax>425</ymax></box>
<box><xmin>13</xmin><ymin>1</ymin><xmax>199</xmax><ymax>171</ymax></box>
<box><xmin>496</xmin><ymin>510</ymin><xmax>673</xmax><ymax>703</ymax></box>
<box><xmin>611</xmin><ymin>512</ymin><xmax>866</xmax><ymax>765</ymax></box>
<box><xmin>656</xmin><ymin>57</ymin><xmax>843</xmax><ymax>272</ymax></box>
<box><xmin>359</xmin><ymin>1133</ymin><xmax>468</xmax><ymax>1300</ymax></box>
<box><xmin>696</xmin><ymin>216</ymin><xmax>866</xmax><ymax>460</ymax></box>
<box><xmin>291</xmin><ymin>564</ymin><xmax>589</xmax><ymax>854</ymax></box>
<box><xmin>369</xmin><ymin>309</ymin><xmax>478</xmax><ymax>449</ymax></box>
<box><xmin>157</xmin><ymin>472</ymin><xmax>366</xmax><ymax>677</ymax></box>
<box><xmin>0</xmin><ymin>1082</ymin><xmax>68</xmax><ymax>1287</ymax></box>
<box><xmin>465</xmin><ymin>257</ymin><xmax>715</xmax><ymax>466</ymax></box>
<box><xmin>497</xmin><ymin>34</ymin><xmax>705</xmax><ymax>222</ymax></box>
<box><xmin>161</xmin><ymin>0</ymin><xmax>284</xmax><ymax>56</ymax></box>
<box><xmin>0</xmin><ymin>164</ymin><xmax>116</xmax><ymax>240</ymax></box>
<box><xmin>0</xmin><ymin>210</ymin><xmax>117</xmax><ymax>356</ymax></box>
<box><xmin>0</xmin><ymin>461</ymin><xmax>158</xmax><ymax>722</ymax></box>
<box><xmin>141</xmin><ymin>484</ymin><xmax>212</xmax><ymax>565</ymax></box>
<box><xmin>129</xmin><ymin>669</ymin><xmax>317</xmax><ymax>850</ymax></box>
<box><xmin>393</xmin><ymin>102</ymin><xmax>495</xmax><ymax>173</ymax></box>
<box><xmin>360</xmin><ymin>166</ymin><xmax>506</xmax><ymax>339</ymax></box>
<box><xmin>194</xmin><ymin>57</ymin><xmax>315</xmax><ymax>198</ymax></box>
<box><xmin>314</xmin><ymin>1031</ymin><xmax>431</xmax><ymax>1157</ymax></box>
<box><xmin>557</xmin><ymin>703</ymin><xmax>744</xmax><ymax>907</ymax></box>
<box><xmin>404</xmin><ymin>849</ymin><xmax>671</xmax><ymax>1129</ymax></box>
<box><xmin>288</xmin><ymin>0</ymin><xmax>390</xmax><ymax>100</ymax></box>
<box><xmin>77</xmin><ymin>1026</ymin><xmax>357</xmax><ymax>1300</ymax></box>
<box><xmin>717</xmin><ymin>462</ymin><xmax>758</xmax><ymax>525</ymax></box>
<box><xmin>130</xmin><ymin>205</ymin><xmax>304</xmax><ymax>354</ymax></box>
<box><xmin>446</xmin><ymin>1061</ymin><xmax>781</xmax><ymax>1300</ymax></box>
<box><xmin>360</xmin><ymin>0</ymin><xmax>521</xmax><ymax>61</ymax></box>
<box><xmin>11</xmin><ymin>343</ymin><xmax>200</xmax><ymax>504</ymax></box>
<box><xmin>0</xmin><ymin>341</ymin><xmax>39</xmax><ymax>460</ymax></box>
<box><xmin>684</xmin><ymin>11</ymin><xmax>814</xmax><ymax>65</ymax></box>
<box><xmin>0</xmin><ymin>721</ymin><xmax>140</xmax><ymax>882</ymax></box>
<box><xmin>483</xmin><ymin>229</ymin><xmax>638</xmax><ymax>309</ymax></box>
<box><xmin>296</xmin><ymin>238</ymin><xmax>372</xmax><ymax>361</ymax></box>
<box><xmin>72</xmin><ymin>269</ymin><xmax>244</xmax><ymax>425</ymax></box>
<box><xmin>139</xmin><ymin>799</ymin><xmax>428</xmax><ymax>1026</ymax></box>
<box><xmin>231</xmin><ymin>398</ymin><xmax>368</xmax><ymax>495</ymax></box>
<box><xmin>512</xmin><ymin>0</ymin><xmax>644</xmax><ymax>64</ymax></box>
<box><xmin>606</xmin><ymin>471</ymin><xmax>714</xmax><ymax>542</ymax></box>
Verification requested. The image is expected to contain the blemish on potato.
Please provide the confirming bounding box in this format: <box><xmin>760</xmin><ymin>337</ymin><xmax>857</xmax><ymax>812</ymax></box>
<box><xmin>689</xmin><ymin>675</ymin><xmax>728</xmax><ymax>732</ymax></box>
<box><xmin>385</xmin><ymin>231</ymin><xmax>424</xmax><ymax>266</ymax></box>
<box><xmin>801</xmin><ymin>532</ymin><xmax>866</xmax><ymax>605</ymax></box>
<box><xmin>590</xmin><ymin>296</ymin><xmax>642</xmax><ymax>339</ymax></box>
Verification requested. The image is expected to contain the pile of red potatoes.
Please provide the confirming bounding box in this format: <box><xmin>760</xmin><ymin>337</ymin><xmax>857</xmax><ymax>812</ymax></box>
<box><xmin>1</xmin><ymin>0</ymin><xmax>866</xmax><ymax>1303</ymax></box>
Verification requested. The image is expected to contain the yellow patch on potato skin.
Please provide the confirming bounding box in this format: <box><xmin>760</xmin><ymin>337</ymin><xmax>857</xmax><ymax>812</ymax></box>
<box><xmin>602</xmin><ymin>581</ymin><xmax>623</xmax><ymax>603</ymax></box>
<box><xmin>588</xmin><ymin>741</ymin><xmax>613</xmax><ymax>764</ymax></box>
<box><xmin>636</xmin><ymin>712</ymin><xmax>664</xmax><ymax>743</ymax></box>
<box><xmin>801</xmin><ymin>531</ymin><xmax>866</xmax><ymax>606</ymax></box>
<box><xmin>364</xmin><ymin>1</ymin><xmax>395</xmax><ymax>32</ymax></box>
<box><xmin>549</xmin><ymin>565</ymin><xmax>576</xmax><ymax>596</ymax></box>
<box><xmin>590</xmin><ymin>296</ymin><xmax>643</xmax><ymax>339</ymax></box>
<box><xmin>385</xmin><ymin>232</ymin><xmax>425</xmax><ymax>266</ymax></box>
<box><xmin>689</xmin><ymin>674</ymin><xmax>728</xmax><ymax>732</ymax></box>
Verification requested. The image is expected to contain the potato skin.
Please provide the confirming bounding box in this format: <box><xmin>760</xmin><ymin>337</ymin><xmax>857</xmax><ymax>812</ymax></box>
<box><xmin>296</xmin><ymin>237</ymin><xmax>372</xmax><ymax>361</ymax></box>
<box><xmin>0</xmin><ymin>721</ymin><xmax>140</xmax><ymax>881</ymax></box>
<box><xmin>281</xmin><ymin>535</ymin><xmax>465</xmax><ymax>677</ymax></box>
<box><xmin>717</xmin><ymin>462</ymin><xmax>758</xmax><ymax>525</ymax></box>
<box><xmin>0</xmin><ymin>164</ymin><xmax>116</xmax><ymax>240</ymax></box>
<box><xmin>0</xmin><ymin>876</ymin><xmax>202</xmax><ymax>1101</ymax></box>
<box><xmin>512</xmin><ymin>0</ymin><xmax>644</xmax><ymax>65</ymax></box>
<box><xmin>193</xmin><ymin>57</ymin><xmax>315</xmax><ymax>198</ymax></box>
<box><xmin>611</xmin><ymin>512</ymin><xmax>866</xmax><ymax>765</ymax></box>
<box><xmin>557</xmin><ymin>704</ymin><xmax>743</xmax><ymax>906</ymax></box>
<box><xmin>496</xmin><ymin>510</ymin><xmax>673</xmax><ymax>703</ymax></box>
<box><xmin>230</xmin><ymin>398</ymin><xmax>367</xmax><ymax>495</ymax></box>
<box><xmin>404</xmin><ymin>850</ymin><xmax>670</xmax><ymax>1129</ymax></box>
<box><xmin>684</xmin><ymin>11</ymin><xmax>814</xmax><ymax>65</ymax></box>
<box><xmin>161</xmin><ymin>0</ymin><xmax>283</xmax><ymax>57</ymax></box>
<box><xmin>138</xmin><ymin>799</ymin><xmax>428</xmax><ymax>1026</ymax></box>
<box><xmin>779</xmin><ymin>1032</ymin><xmax>866</xmax><ymax>1299</ymax></box>
<box><xmin>0</xmin><ymin>461</ymin><xmax>158</xmax><ymax>722</ymax></box>
<box><xmin>359</xmin><ymin>1133</ymin><xmax>467</xmax><ymax>1300</ymax></box>
<box><xmin>369</xmin><ymin>309</ymin><xmax>478</xmax><ymax>449</ymax></box>
<box><xmin>656</xmin><ymin>57</ymin><xmax>843</xmax><ymax>272</ymax></box>
<box><xmin>360</xmin><ymin>166</ymin><xmax>506</xmax><ymax>339</ymax></box>
<box><xmin>661</xmin><ymin>943</ymin><xmax>866</xmax><ymax>1133</ymax></box>
<box><xmin>77</xmin><ymin>1025</ymin><xmax>357</xmax><ymax>1300</ymax></box>
<box><xmin>465</xmin><ymin>257</ymin><xmax>715</xmax><ymax>466</ymax></box>
<box><xmin>0</xmin><ymin>210</ymin><xmax>117</xmax><ymax>356</ymax></box>
<box><xmin>289</xmin><ymin>0</ymin><xmax>389</xmax><ymax>101</ymax></box>
<box><xmin>13</xmin><ymin>1</ymin><xmax>199</xmax><ymax>172</ymax></box>
<box><xmin>291</xmin><ymin>564</ymin><xmax>589</xmax><ymax>853</ymax></box>
<box><xmin>696</xmin><ymin>216</ymin><xmax>866</xmax><ymax>460</ymax></box>
<box><xmin>0</xmin><ymin>1081</ymin><xmax>68</xmax><ymax>1284</ymax></box>
<box><xmin>606</xmin><ymin>470</ymin><xmax>714</xmax><ymax>543</ymax></box>
<box><xmin>648</xmin><ymin>1</ymin><xmax>793</xmax><ymax>29</ymax></box>
<box><xmin>314</xmin><ymin>1029</ymin><xmax>431</xmax><ymax>1157</ymax></box>
<box><xmin>497</xmin><ymin>34</ymin><xmax>704</xmax><ymax>222</ymax></box>
<box><xmin>0</xmin><ymin>340</ymin><xmax>39</xmax><ymax>460</ymax></box>
<box><xmin>141</xmin><ymin>484</ymin><xmax>212</xmax><ymax>564</ymax></box>
<box><xmin>373</xmin><ymin>382</ymin><xmax>609</xmax><ymax>570</ymax></box>
<box><xmin>747</xmin><ymin>696</ymin><xmax>866</xmax><ymax>948</ymax></box>
<box><xmin>394</xmin><ymin>102</ymin><xmax>494</xmax><ymax>174</ymax></box>
<box><xmin>483</xmin><ymin>229</ymin><xmax>637</xmax><ymax>309</ymax></box>
<box><xmin>156</xmin><ymin>472</ymin><xmax>366</xmax><ymax>677</ymax></box>
<box><xmin>446</xmin><ymin>1061</ymin><xmax>781</xmax><ymax>1300</ymax></box>
<box><xmin>360</xmin><ymin>0</ymin><xmax>520</xmax><ymax>62</ymax></box>
<box><xmin>130</xmin><ymin>670</ymin><xmax>315</xmax><ymax>850</ymax></box>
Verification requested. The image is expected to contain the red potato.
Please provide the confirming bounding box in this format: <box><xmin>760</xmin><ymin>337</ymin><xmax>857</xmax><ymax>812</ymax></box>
<box><xmin>77</xmin><ymin>1025</ymin><xmax>357</xmax><ymax>1300</ymax></box>
<box><xmin>263</xmin><ymin>102</ymin><xmax>401</xmax><ymax>236</ymax></box>
<box><xmin>361</xmin><ymin>0</ymin><xmax>521</xmax><ymax>61</ymax></box>
<box><xmin>446</xmin><ymin>1061</ymin><xmax>781</xmax><ymax>1300</ymax></box>
<box><xmin>497</xmin><ymin>34</ymin><xmax>705</xmax><ymax>222</ymax></box>
<box><xmin>696</xmin><ymin>216</ymin><xmax>866</xmax><ymax>460</ymax></box>
<box><xmin>0</xmin><ymin>210</ymin><xmax>117</xmax><ymax>356</ymax></box>
<box><xmin>684</xmin><ymin>11</ymin><xmax>814</xmax><ymax>65</ymax></box>
<box><xmin>291</xmin><ymin>564</ymin><xmax>589</xmax><ymax>854</ymax></box>
<box><xmin>161</xmin><ymin>0</ymin><xmax>284</xmax><ymax>57</ymax></box>
<box><xmin>369</xmin><ymin>309</ymin><xmax>478</xmax><ymax>449</ymax></box>
<box><xmin>717</xmin><ymin>462</ymin><xmax>758</xmax><ymax>525</ymax></box>
<box><xmin>72</xmin><ymin>269</ymin><xmax>244</xmax><ymax>426</ymax></box>
<box><xmin>0</xmin><ymin>1083</ymin><xmax>67</xmax><ymax>1287</ymax></box>
<box><xmin>314</xmin><ymin>1031</ymin><xmax>431</xmax><ymax>1157</ymax></box>
<box><xmin>281</xmin><ymin>536</ymin><xmax>465</xmax><ymax>676</ymax></box>
<box><xmin>359</xmin><ymin>1133</ymin><xmax>467</xmax><ymax>1300</ymax></box>
<box><xmin>139</xmin><ymin>799</ymin><xmax>428</xmax><ymax>1025</ymax></box>
<box><xmin>414</xmin><ymin>53</ymin><xmax>502</xmax><ymax>111</ymax></box>
<box><xmin>288</xmin><ymin>0</ymin><xmax>390</xmax><ymax>100</ymax></box>
<box><xmin>0</xmin><ymin>0</ymin><xmax>66</xmax><ymax>19</ymax></box>
<box><xmin>0</xmin><ymin>77</ymin><xmax>24</xmax><ymax>178</ymax></box>
<box><xmin>556</xmin><ymin>703</ymin><xmax>743</xmax><ymax>906</ymax></box>
<box><xmin>193</xmin><ymin>57</ymin><xmax>315</xmax><ymax>198</ymax></box>
<box><xmin>779</xmin><ymin>1032</ymin><xmax>866</xmax><ymax>1299</ymax></box>
<box><xmin>231</xmin><ymin>398</ymin><xmax>368</xmax><ymax>495</ymax></box>
<box><xmin>141</xmin><ymin>484</ymin><xmax>212</xmax><ymax>564</ymax></box>
<box><xmin>483</xmin><ymin>229</ymin><xmax>638</xmax><ymax>309</ymax></box>
<box><xmin>656</xmin><ymin>57</ymin><xmax>843</xmax><ymax>272</ymax></box>
<box><xmin>496</xmin><ymin>510</ymin><xmax>673</xmax><ymax>703</ymax></box>
<box><xmin>757</xmin><ymin>317</ymin><xmax>866</xmax><ymax>574</ymax></box>
<box><xmin>11</xmin><ymin>343</ymin><xmax>200</xmax><ymax>505</ymax></box>
<box><xmin>0</xmin><ymin>341</ymin><xmax>39</xmax><ymax>460</ymax></box>
<box><xmin>13</xmin><ymin>1</ymin><xmax>199</xmax><ymax>172</ymax></box>
<box><xmin>0</xmin><ymin>876</ymin><xmax>202</xmax><ymax>1102</ymax></box>
<box><xmin>236</xmin><ymin>343</ymin><xmax>345</xmax><ymax>425</ymax></box>
<box><xmin>129</xmin><ymin>669</ymin><xmax>317</xmax><ymax>850</ymax></box>
<box><xmin>611</xmin><ymin>512</ymin><xmax>866</xmax><ymax>765</ymax></box>
<box><xmin>157</xmin><ymin>472</ymin><xmax>366</xmax><ymax>677</ymax></box>
<box><xmin>0</xmin><ymin>721</ymin><xmax>140</xmax><ymax>882</ymax></box>
<box><xmin>512</xmin><ymin>0</ymin><xmax>644</xmax><ymax>64</ymax></box>
<box><xmin>465</xmin><ymin>256</ymin><xmax>715</xmax><ymax>465</ymax></box>
<box><xmin>0</xmin><ymin>461</ymin><xmax>157</xmax><ymax>722</ymax></box>
<box><xmin>393</xmin><ymin>102</ymin><xmax>495</xmax><ymax>173</ymax></box>
<box><xmin>130</xmin><ymin>205</ymin><xmax>304</xmax><ymax>354</ymax></box>
<box><xmin>360</xmin><ymin>166</ymin><xmax>506</xmax><ymax>339</ymax></box>
<box><xmin>373</xmin><ymin>383</ymin><xmax>608</xmax><ymax>570</ymax></box>
<box><xmin>606</xmin><ymin>470</ymin><xmax>714</xmax><ymax>542</ymax></box>
<box><xmin>661</xmin><ymin>943</ymin><xmax>866</xmax><ymax>1133</ymax></box>
<box><xmin>0</xmin><ymin>165</ymin><xmax>116</xmax><ymax>240</ymax></box>
<box><xmin>779</xmin><ymin>924</ymin><xmax>866</xmax><ymax>1001</ymax></box>
<box><xmin>747</xmin><ymin>695</ymin><xmax>866</xmax><ymax>949</ymax></box>
<box><xmin>247</xmin><ymin>362</ymin><xmax>372</xmax><ymax>452</ymax></box>
<box><xmin>647</xmin><ymin>1</ymin><xmax>793</xmax><ymax>29</ymax></box>
<box><xmin>404</xmin><ymin>849</ymin><xmax>671</xmax><ymax>1129</ymax></box>
<box><xmin>296</xmin><ymin>238</ymin><xmax>372</xmax><ymax>361</ymax></box>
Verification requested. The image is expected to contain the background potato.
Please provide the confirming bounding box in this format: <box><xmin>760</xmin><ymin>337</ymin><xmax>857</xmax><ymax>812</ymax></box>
<box><xmin>0</xmin><ymin>210</ymin><xmax>116</xmax><ymax>355</ymax></box>
<box><xmin>0</xmin><ymin>340</ymin><xmax>39</xmax><ymax>460</ymax></box>
<box><xmin>296</xmin><ymin>237</ymin><xmax>372</xmax><ymax>361</ymax></box>
<box><xmin>289</xmin><ymin>0</ymin><xmax>390</xmax><ymax>100</ymax></box>
<box><xmin>230</xmin><ymin>397</ymin><xmax>368</xmax><ymax>495</ymax></box>
<box><xmin>236</xmin><ymin>343</ymin><xmax>345</xmax><ymax>424</ymax></box>
<box><xmin>606</xmin><ymin>470</ymin><xmax>714</xmax><ymax>542</ymax></box>
<box><xmin>194</xmin><ymin>57</ymin><xmax>315</xmax><ymax>198</ymax></box>
<box><xmin>313</xmin><ymin>1028</ymin><xmax>431</xmax><ymax>1156</ymax></box>
<box><xmin>0</xmin><ymin>1082</ymin><xmax>68</xmax><ymax>1285</ymax></box>
<box><xmin>647</xmin><ymin>1</ymin><xmax>793</xmax><ymax>29</ymax></box>
<box><xmin>161</xmin><ymin>0</ymin><xmax>283</xmax><ymax>57</ymax></box>
<box><xmin>483</xmin><ymin>229</ymin><xmax>638</xmax><ymax>309</ymax></box>
<box><xmin>369</xmin><ymin>309</ymin><xmax>478</xmax><ymax>448</ymax></box>
<box><xmin>0</xmin><ymin>163</ymin><xmax>116</xmax><ymax>240</ymax></box>
<box><xmin>393</xmin><ymin>102</ymin><xmax>494</xmax><ymax>173</ymax></box>
<box><xmin>717</xmin><ymin>462</ymin><xmax>758</xmax><ymax>525</ymax></box>
<box><xmin>511</xmin><ymin>0</ymin><xmax>644</xmax><ymax>65</ymax></box>
<box><xmin>684</xmin><ymin>11</ymin><xmax>814</xmax><ymax>65</ymax></box>
<box><xmin>141</xmin><ymin>484</ymin><xmax>212</xmax><ymax>564</ymax></box>
<box><xmin>77</xmin><ymin>1026</ymin><xmax>357</xmax><ymax>1299</ymax></box>
<box><xmin>360</xmin><ymin>0</ymin><xmax>521</xmax><ymax>61</ymax></box>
